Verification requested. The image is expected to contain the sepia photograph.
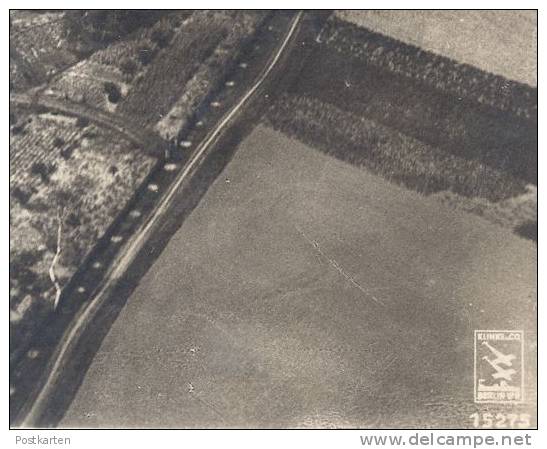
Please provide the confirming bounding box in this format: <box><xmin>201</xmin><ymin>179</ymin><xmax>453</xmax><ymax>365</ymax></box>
<box><xmin>9</xmin><ymin>6</ymin><xmax>538</xmax><ymax>432</ymax></box>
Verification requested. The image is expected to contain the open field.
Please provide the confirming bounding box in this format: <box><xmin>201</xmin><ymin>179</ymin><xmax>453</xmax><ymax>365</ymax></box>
<box><xmin>61</xmin><ymin>125</ymin><xmax>536</xmax><ymax>428</ymax></box>
<box><xmin>9</xmin><ymin>110</ymin><xmax>156</xmax><ymax>357</ymax></box>
<box><xmin>336</xmin><ymin>10</ymin><xmax>537</xmax><ymax>87</ymax></box>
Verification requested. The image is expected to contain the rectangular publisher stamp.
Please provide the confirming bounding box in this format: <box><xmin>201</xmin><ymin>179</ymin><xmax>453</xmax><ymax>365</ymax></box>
<box><xmin>474</xmin><ymin>330</ymin><xmax>524</xmax><ymax>403</ymax></box>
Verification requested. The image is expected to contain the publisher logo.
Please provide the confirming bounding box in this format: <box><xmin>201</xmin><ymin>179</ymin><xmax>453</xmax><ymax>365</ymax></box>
<box><xmin>474</xmin><ymin>330</ymin><xmax>524</xmax><ymax>403</ymax></box>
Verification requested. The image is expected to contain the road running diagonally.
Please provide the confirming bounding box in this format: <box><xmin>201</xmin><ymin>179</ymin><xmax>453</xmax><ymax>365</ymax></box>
<box><xmin>18</xmin><ymin>12</ymin><xmax>303</xmax><ymax>428</ymax></box>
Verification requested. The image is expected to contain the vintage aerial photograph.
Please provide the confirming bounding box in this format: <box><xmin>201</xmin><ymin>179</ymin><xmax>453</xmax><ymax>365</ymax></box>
<box><xmin>9</xmin><ymin>9</ymin><xmax>537</xmax><ymax>429</ymax></box>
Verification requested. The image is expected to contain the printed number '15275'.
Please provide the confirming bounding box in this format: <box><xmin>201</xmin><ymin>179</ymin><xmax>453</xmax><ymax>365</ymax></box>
<box><xmin>470</xmin><ymin>412</ymin><xmax>531</xmax><ymax>428</ymax></box>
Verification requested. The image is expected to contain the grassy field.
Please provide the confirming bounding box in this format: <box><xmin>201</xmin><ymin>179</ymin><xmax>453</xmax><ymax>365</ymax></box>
<box><xmin>335</xmin><ymin>10</ymin><xmax>537</xmax><ymax>87</ymax></box>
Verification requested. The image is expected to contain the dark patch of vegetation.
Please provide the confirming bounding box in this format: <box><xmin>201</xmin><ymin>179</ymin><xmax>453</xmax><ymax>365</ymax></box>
<box><xmin>53</xmin><ymin>137</ymin><xmax>65</xmax><ymax>148</ymax></box>
<box><xmin>76</xmin><ymin>117</ymin><xmax>90</xmax><ymax>128</ymax></box>
<box><xmin>66</xmin><ymin>212</ymin><xmax>81</xmax><ymax>227</ymax></box>
<box><xmin>30</xmin><ymin>162</ymin><xmax>57</xmax><ymax>183</ymax></box>
<box><xmin>10</xmin><ymin>259</ymin><xmax>38</xmax><ymax>287</ymax></box>
<box><xmin>11</xmin><ymin>249</ymin><xmax>44</xmax><ymax>271</ymax></box>
<box><xmin>60</xmin><ymin>144</ymin><xmax>77</xmax><ymax>160</ymax></box>
<box><xmin>137</xmin><ymin>45</ymin><xmax>156</xmax><ymax>66</ymax></box>
<box><xmin>120</xmin><ymin>57</ymin><xmax>138</xmax><ymax>77</ymax></box>
<box><xmin>151</xmin><ymin>27</ymin><xmax>174</xmax><ymax>49</ymax></box>
<box><xmin>11</xmin><ymin>123</ymin><xmax>26</xmax><ymax>135</ymax></box>
<box><xmin>52</xmin><ymin>187</ymin><xmax>79</xmax><ymax>210</ymax></box>
<box><xmin>11</xmin><ymin>186</ymin><xmax>33</xmax><ymax>205</ymax></box>
<box><xmin>82</xmin><ymin>129</ymin><xmax>98</xmax><ymax>139</ymax></box>
<box><xmin>104</xmin><ymin>81</ymin><xmax>122</xmax><ymax>103</ymax></box>
<box><xmin>23</xmin><ymin>199</ymin><xmax>49</xmax><ymax>213</ymax></box>
<box><xmin>9</xmin><ymin>249</ymin><xmax>49</xmax><ymax>305</ymax></box>
<box><xmin>64</xmin><ymin>10</ymin><xmax>167</xmax><ymax>45</ymax></box>
<box><xmin>514</xmin><ymin>220</ymin><xmax>537</xmax><ymax>242</ymax></box>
